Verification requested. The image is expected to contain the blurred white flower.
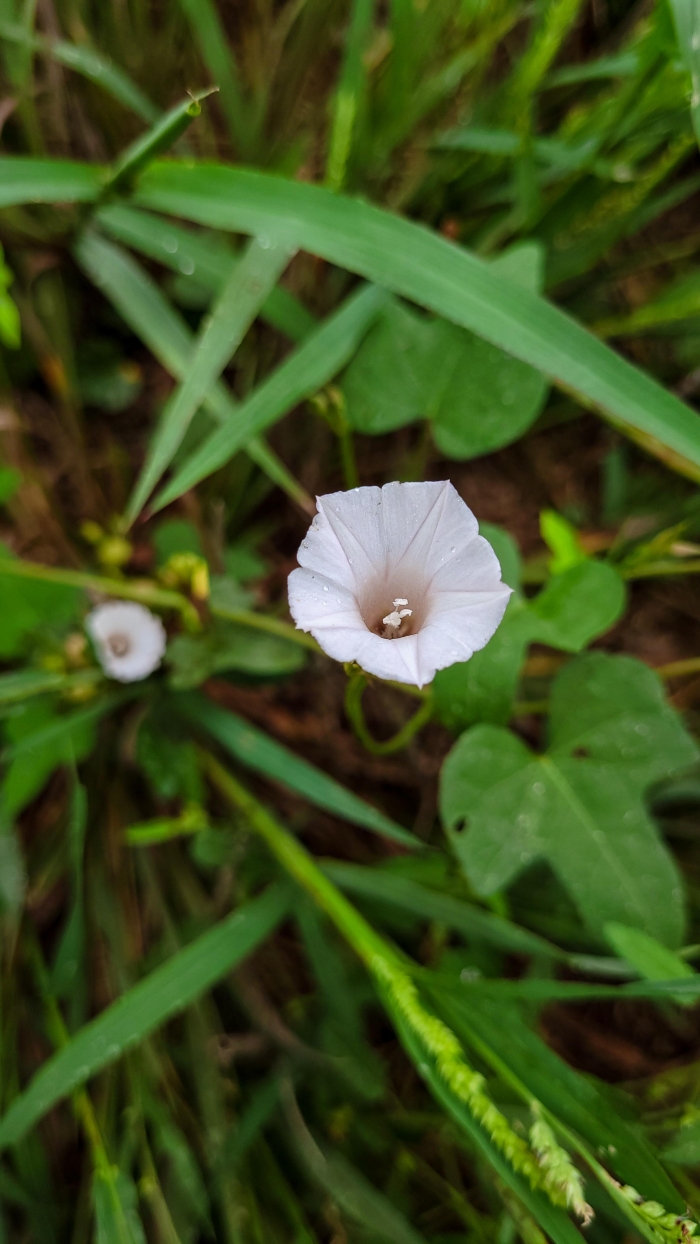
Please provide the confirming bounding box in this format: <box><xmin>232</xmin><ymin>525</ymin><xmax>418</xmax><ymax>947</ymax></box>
<box><xmin>288</xmin><ymin>480</ymin><xmax>511</xmax><ymax>688</ymax></box>
<box><xmin>86</xmin><ymin>601</ymin><xmax>166</xmax><ymax>682</ymax></box>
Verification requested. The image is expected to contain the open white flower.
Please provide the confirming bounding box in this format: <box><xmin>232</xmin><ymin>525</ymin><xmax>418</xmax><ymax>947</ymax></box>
<box><xmin>86</xmin><ymin>601</ymin><xmax>167</xmax><ymax>682</ymax></box>
<box><xmin>288</xmin><ymin>480</ymin><xmax>511</xmax><ymax>688</ymax></box>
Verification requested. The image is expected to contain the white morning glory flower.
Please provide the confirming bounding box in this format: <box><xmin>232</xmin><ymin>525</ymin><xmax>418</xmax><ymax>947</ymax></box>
<box><xmin>85</xmin><ymin>601</ymin><xmax>167</xmax><ymax>682</ymax></box>
<box><xmin>288</xmin><ymin>480</ymin><xmax>511</xmax><ymax>688</ymax></box>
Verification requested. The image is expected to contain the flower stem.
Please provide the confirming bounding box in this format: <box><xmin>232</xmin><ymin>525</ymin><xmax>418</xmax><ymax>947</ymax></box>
<box><xmin>0</xmin><ymin>557</ymin><xmax>201</xmax><ymax>630</ymax></box>
<box><xmin>209</xmin><ymin>601</ymin><xmax>321</xmax><ymax>651</ymax></box>
<box><xmin>339</xmin><ymin>427</ymin><xmax>359</xmax><ymax>489</ymax></box>
<box><xmin>344</xmin><ymin>670</ymin><xmax>433</xmax><ymax>754</ymax></box>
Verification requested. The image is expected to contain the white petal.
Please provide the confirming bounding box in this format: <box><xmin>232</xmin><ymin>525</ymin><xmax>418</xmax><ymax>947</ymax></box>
<box><xmin>418</xmin><ymin>587</ymin><xmax>511</xmax><ymax>673</ymax></box>
<box><xmin>428</xmin><ymin>532</ymin><xmax>505</xmax><ymax>592</ymax></box>
<box><xmin>86</xmin><ymin>602</ymin><xmax>166</xmax><ymax>683</ymax></box>
<box><xmin>296</xmin><ymin>487</ymin><xmax>385</xmax><ymax>593</ymax></box>
<box><xmin>288</xmin><ymin>567</ymin><xmax>365</xmax><ymax>632</ymax></box>
<box><xmin>380</xmin><ymin>479</ymin><xmax>478</xmax><ymax>583</ymax></box>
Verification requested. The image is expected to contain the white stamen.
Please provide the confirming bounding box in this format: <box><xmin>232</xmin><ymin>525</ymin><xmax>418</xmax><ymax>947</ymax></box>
<box><xmin>382</xmin><ymin>610</ymin><xmax>403</xmax><ymax>628</ymax></box>
<box><xmin>393</xmin><ymin>598</ymin><xmax>409</xmax><ymax>606</ymax></box>
<box><xmin>399</xmin><ymin>608</ymin><xmax>412</xmax><ymax>618</ymax></box>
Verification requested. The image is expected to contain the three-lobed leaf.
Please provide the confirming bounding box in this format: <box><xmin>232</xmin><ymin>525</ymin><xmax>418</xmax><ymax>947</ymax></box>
<box><xmin>440</xmin><ymin>653</ymin><xmax>698</xmax><ymax>944</ymax></box>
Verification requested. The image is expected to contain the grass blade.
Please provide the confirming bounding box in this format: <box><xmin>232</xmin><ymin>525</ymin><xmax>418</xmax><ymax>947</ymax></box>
<box><xmin>176</xmin><ymin>690</ymin><xmax>420</xmax><ymax>848</ymax></box>
<box><xmin>124</xmin><ymin>233</ymin><xmax>294</xmax><ymax>523</ymax></box>
<box><xmin>95</xmin><ymin>204</ymin><xmax>317</xmax><ymax>340</ymax></box>
<box><xmin>0</xmin><ymin>22</ymin><xmax>159</xmax><ymax>122</ymax></box>
<box><xmin>0</xmin><ymin>884</ymin><xmax>289</xmax><ymax>1150</ymax></box>
<box><xmin>0</xmin><ymin>158</ymin><xmax>103</xmax><ymax>206</ymax></box>
<box><xmin>0</xmin><ymin>668</ymin><xmax>102</xmax><ymax>704</ymax></box>
<box><xmin>133</xmin><ymin>161</ymin><xmax>700</xmax><ymax>478</ymax></box>
<box><xmin>102</xmin><ymin>89</ymin><xmax>217</xmax><ymax>197</ymax></box>
<box><xmin>176</xmin><ymin>0</ymin><xmax>251</xmax><ymax>156</ymax></box>
<box><xmin>74</xmin><ymin>230</ymin><xmax>312</xmax><ymax>514</ymax></box>
<box><xmin>151</xmin><ymin>282</ymin><xmax>388</xmax><ymax>509</ymax></box>
<box><xmin>322</xmin><ymin>861</ymin><xmax>567</xmax><ymax>958</ymax></box>
<box><xmin>325</xmin><ymin>0</ymin><xmax>374</xmax><ymax>191</ymax></box>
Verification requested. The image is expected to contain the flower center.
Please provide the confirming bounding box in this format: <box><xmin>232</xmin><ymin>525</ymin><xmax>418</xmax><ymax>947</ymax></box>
<box><xmin>107</xmin><ymin>632</ymin><xmax>132</xmax><ymax>658</ymax></box>
<box><xmin>379</xmin><ymin>597</ymin><xmax>413</xmax><ymax>640</ymax></box>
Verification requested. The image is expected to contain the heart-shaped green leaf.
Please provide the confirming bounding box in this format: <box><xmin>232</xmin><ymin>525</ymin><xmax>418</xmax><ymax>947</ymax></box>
<box><xmin>341</xmin><ymin>243</ymin><xmax>549</xmax><ymax>457</ymax></box>
<box><xmin>439</xmin><ymin>653</ymin><xmax>698</xmax><ymax>945</ymax></box>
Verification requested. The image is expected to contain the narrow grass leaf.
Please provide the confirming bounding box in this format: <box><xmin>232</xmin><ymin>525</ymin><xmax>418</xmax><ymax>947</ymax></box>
<box><xmin>0</xmin><ymin>158</ymin><xmax>103</xmax><ymax>206</ymax></box>
<box><xmin>95</xmin><ymin>204</ymin><xmax>316</xmax><ymax>339</ymax></box>
<box><xmin>0</xmin><ymin>884</ymin><xmax>289</xmax><ymax>1149</ymax></box>
<box><xmin>323</xmin><ymin>860</ymin><xmax>564</xmax><ymax>957</ymax></box>
<box><xmin>102</xmin><ymin>90</ymin><xmax>217</xmax><ymax>197</ymax></box>
<box><xmin>387</xmin><ymin>1006</ymin><xmax>583</xmax><ymax>1244</ymax></box>
<box><xmin>0</xmin><ymin>23</ymin><xmax>159</xmax><ymax>122</ymax></box>
<box><xmin>132</xmin><ymin>162</ymin><xmax>700</xmax><ymax>475</ymax></box>
<box><xmin>125</xmin><ymin>233</ymin><xmax>294</xmax><ymax>523</ymax></box>
<box><xmin>0</xmin><ymin>668</ymin><xmax>101</xmax><ymax>704</ymax></box>
<box><xmin>74</xmin><ymin>230</ymin><xmax>311</xmax><ymax>512</ymax></box>
<box><xmin>325</xmin><ymin>0</ymin><xmax>374</xmax><ymax>191</ymax></box>
<box><xmin>176</xmin><ymin>691</ymin><xmax>420</xmax><ymax>847</ymax></box>
<box><xmin>48</xmin><ymin>42</ymin><xmax>159</xmax><ymax>122</ymax></box>
<box><xmin>93</xmin><ymin>1169</ymin><xmax>147</xmax><ymax>1244</ymax></box>
<box><xmin>152</xmin><ymin>282</ymin><xmax>388</xmax><ymax>508</ymax></box>
<box><xmin>176</xmin><ymin>0</ymin><xmax>250</xmax><ymax>155</ymax></box>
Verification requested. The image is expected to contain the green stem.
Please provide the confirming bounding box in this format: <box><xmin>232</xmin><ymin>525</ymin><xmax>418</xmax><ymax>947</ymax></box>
<box><xmin>0</xmin><ymin>558</ymin><xmax>201</xmax><ymax>630</ymax></box>
<box><xmin>344</xmin><ymin>670</ymin><xmax>433</xmax><ymax>754</ymax></box>
<box><xmin>209</xmin><ymin>603</ymin><xmax>320</xmax><ymax>651</ymax></box>
<box><xmin>339</xmin><ymin>427</ymin><xmax>359</xmax><ymax>489</ymax></box>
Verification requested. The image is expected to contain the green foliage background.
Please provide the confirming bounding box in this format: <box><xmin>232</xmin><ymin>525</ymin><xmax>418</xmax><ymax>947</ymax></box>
<box><xmin>3</xmin><ymin>1</ymin><xmax>700</xmax><ymax>1242</ymax></box>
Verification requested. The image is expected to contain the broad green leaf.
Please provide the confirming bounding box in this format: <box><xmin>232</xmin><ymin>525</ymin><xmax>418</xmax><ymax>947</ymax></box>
<box><xmin>151</xmin><ymin>283</ymin><xmax>389</xmax><ymax>509</ymax></box>
<box><xmin>0</xmin><ymin>884</ymin><xmax>289</xmax><ymax>1150</ymax></box>
<box><xmin>127</xmin><ymin>160</ymin><xmax>700</xmax><ymax>475</ymax></box>
<box><xmin>125</xmin><ymin>233</ymin><xmax>294</xmax><ymax>522</ymax></box>
<box><xmin>604</xmin><ymin>922</ymin><xmax>695</xmax><ymax>1003</ymax></box>
<box><xmin>434</xmin><ymin>529</ymin><xmax>625</xmax><ymax>732</ymax></box>
<box><xmin>440</xmin><ymin>653</ymin><xmax>698</xmax><ymax>944</ymax></box>
<box><xmin>74</xmin><ymin>230</ymin><xmax>310</xmax><ymax>513</ymax></box>
<box><xmin>94</xmin><ymin>204</ymin><xmax>316</xmax><ymax>340</ymax></box>
<box><xmin>167</xmin><ymin>622</ymin><xmax>305</xmax><ymax>688</ymax></box>
<box><xmin>93</xmin><ymin>1169</ymin><xmax>146</xmax><ymax>1244</ymax></box>
<box><xmin>1</xmin><ymin>699</ymin><xmax>98</xmax><ymax>816</ymax></box>
<box><xmin>176</xmin><ymin>691</ymin><xmax>420</xmax><ymax>848</ymax></box>
<box><xmin>0</xmin><ymin>546</ymin><xmax>81</xmax><ymax>658</ymax></box>
<box><xmin>342</xmin><ymin>246</ymin><xmax>549</xmax><ymax>455</ymax></box>
<box><xmin>426</xmin><ymin>980</ymin><xmax>684</xmax><ymax>1211</ymax></box>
